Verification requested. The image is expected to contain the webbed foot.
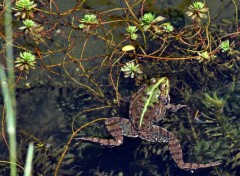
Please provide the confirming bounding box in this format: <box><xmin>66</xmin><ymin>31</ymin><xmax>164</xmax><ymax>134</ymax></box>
<box><xmin>168</xmin><ymin>137</ymin><xmax>222</xmax><ymax>170</ymax></box>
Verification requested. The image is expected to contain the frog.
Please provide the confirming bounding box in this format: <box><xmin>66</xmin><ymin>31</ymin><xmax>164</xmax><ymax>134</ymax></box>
<box><xmin>77</xmin><ymin>77</ymin><xmax>221</xmax><ymax>170</ymax></box>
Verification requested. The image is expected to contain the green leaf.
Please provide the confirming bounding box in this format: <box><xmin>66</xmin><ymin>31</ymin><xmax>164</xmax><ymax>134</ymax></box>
<box><xmin>122</xmin><ymin>45</ymin><xmax>135</xmax><ymax>52</ymax></box>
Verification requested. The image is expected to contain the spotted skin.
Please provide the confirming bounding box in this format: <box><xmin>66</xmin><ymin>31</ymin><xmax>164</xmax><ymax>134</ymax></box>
<box><xmin>77</xmin><ymin>78</ymin><xmax>222</xmax><ymax>170</ymax></box>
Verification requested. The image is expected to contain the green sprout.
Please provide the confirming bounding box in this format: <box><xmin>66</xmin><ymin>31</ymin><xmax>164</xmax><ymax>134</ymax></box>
<box><xmin>149</xmin><ymin>22</ymin><xmax>174</xmax><ymax>38</ymax></box>
<box><xmin>79</xmin><ymin>14</ymin><xmax>99</xmax><ymax>30</ymax></box>
<box><xmin>186</xmin><ymin>2</ymin><xmax>208</xmax><ymax>23</ymax></box>
<box><xmin>14</xmin><ymin>0</ymin><xmax>37</xmax><ymax>19</ymax></box>
<box><xmin>126</xmin><ymin>26</ymin><xmax>138</xmax><ymax>34</ymax></box>
<box><xmin>161</xmin><ymin>22</ymin><xmax>174</xmax><ymax>32</ymax></box>
<box><xmin>19</xmin><ymin>19</ymin><xmax>36</xmax><ymax>29</ymax></box>
<box><xmin>15</xmin><ymin>0</ymin><xmax>37</xmax><ymax>10</ymax></box>
<box><xmin>79</xmin><ymin>24</ymin><xmax>85</xmax><ymax>29</ymax></box>
<box><xmin>130</xmin><ymin>33</ymin><xmax>138</xmax><ymax>40</ymax></box>
<box><xmin>80</xmin><ymin>14</ymin><xmax>99</xmax><ymax>24</ymax></box>
<box><xmin>197</xmin><ymin>51</ymin><xmax>216</xmax><ymax>62</ymax></box>
<box><xmin>219</xmin><ymin>40</ymin><xmax>231</xmax><ymax>53</ymax></box>
<box><xmin>121</xmin><ymin>61</ymin><xmax>143</xmax><ymax>78</ymax></box>
<box><xmin>15</xmin><ymin>51</ymin><xmax>36</xmax><ymax>72</ymax></box>
<box><xmin>140</xmin><ymin>12</ymin><xmax>165</xmax><ymax>31</ymax></box>
<box><xmin>198</xmin><ymin>51</ymin><xmax>210</xmax><ymax>59</ymax></box>
<box><xmin>140</xmin><ymin>12</ymin><xmax>156</xmax><ymax>25</ymax></box>
<box><xmin>126</xmin><ymin>26</ymin><xmax>138</xmax><ymax>40</ymax></box>
<box><xmin>19</xmin><ymin>19</ymin><xmax>44</xmax><ymax>43</ymax></box>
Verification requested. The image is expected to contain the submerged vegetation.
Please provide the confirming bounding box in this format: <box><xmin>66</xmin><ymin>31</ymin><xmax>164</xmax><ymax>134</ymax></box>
<box><xmin>121</xmin><ymin>61</ymin><xmax>143</xmax><ymax>78</ymax></box>
<box><xmin>0</xmin><ymin>0</ymin><xmax>240</xmax><ymax>175</ymax></box>
<box><xmin>186</xmin><ymin>1</ymin><xmax>208</xmax><ymax>23</ymax></box>
<box><xmin>15</xmin><ymin>51</ymin><xmax>36</xmax><ymax>72</ymax></box>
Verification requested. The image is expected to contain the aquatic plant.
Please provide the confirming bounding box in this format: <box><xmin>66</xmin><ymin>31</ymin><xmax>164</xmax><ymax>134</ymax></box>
<box><xmin>19</xmin><ymin>19</ymin><xmax>44</xmax><ymax>43</ymax></box>
<box><xmin>19</xmin><ymin>19</ymin><xmax>36</xmax><ymax>29</ymax></box>
<box><xmin>202</xmin><ymin>92</ymin><xmax>225</xmax><ymax>109</ymax></box>
<box><xmin>126</xmin><ymin>26</ymin><xmax>138</xmax><ymax>40</ymax></box>
<box><xmin>197</xmin><ymin>51</ymin><xmax>216</xmax><ymax>62</ymax></box>
<box><xmin>15</xmin><ymin>0</ymin><xmax>37</xmax><ymax>11</ymax></box>
<box><xmin>219</xmin><ymin>40</ymin><xmax>231</xmax><ymax>53</ymax></box>
<box><xmin>129</xmin><ymin>33</ymin><xmax>138</xmax><ymax>40</ymax></box>
<box><xmin>126</xmin><ymin>25</ymin><xmax>138</xmax><ymax>33</ymax></box>
<box><xmin>140</xmin><ymin>12</ymin><xmax>165</xmax><ymax>30</ymax></box>
<box><xmin>140</xmin><ymin>12</ymin><xmax>155</xmax><ymax>25</ymax></box>
<box><xmin>161</xmin><ymin>22</ymin><xmax>174</xmax><ymax>32</ymax></box>
<box><xmin>19</xmin><ymin>19</ymin><xmax>43</xmax><ymax>32</ymax></box>
<box><xmin>121</xmin><ymin>61</ymin><xmax>143</xmax><ymax>78</ymax></box>
<box><xmin>1</xmin><ymin>0</ymin><xmax>240</xmax><ymax>175</ymax></box>
<box><xmin>191</xmin><ymin>140</ymin><xmax>228</xmax><ymax>164</ymax></box>
<box><xmin>1</xmin><ymin>1</ymin><xmax>36</xmax><ymax>175</ymax></box>
<box><xmin>186</xmin><ymin>2</ymin><xmax>208</xmax><ymax>23</ymax></box>
<box><xmin>1</xmin><ymin>1</ymin><xmax>17</xmax><ymax>175</ymax></box>
<box><xmin>79</xmin><ymin>14</ymin><xmax>99</xmax><ymax>30</ymax></box>
<box><xmin>147</xmin><ymin>22</ymin><xmax>174</xmax><ymax>39</ymax></box>
<box><xmin>14</xmin><ymin>0</ymin><xmax>37</xmax><ymax>19</ymax></box>
<box><xmin>198</xmin><ymin>51</ymin><xmax>210</xmax><ymax>60</ymax></box>
<box><xmin>80</xmin><ymin>14</ymin><xmax>99</xmax><ymax>24</ymax></box>
<box><xmin>15</xmin><ymin>51</ymin><xmax>36</xmax><ymax>72</ymax></box>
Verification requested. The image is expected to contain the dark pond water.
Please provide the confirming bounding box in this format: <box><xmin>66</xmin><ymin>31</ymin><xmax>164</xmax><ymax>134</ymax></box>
<box><xmin>0</xmin><ymin>0</ymin><xmax>240</xmax><ymax>175</ymax></box>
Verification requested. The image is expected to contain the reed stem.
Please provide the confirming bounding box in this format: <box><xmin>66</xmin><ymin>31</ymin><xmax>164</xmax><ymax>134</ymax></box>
<box><xmin>2</xmin><ymin>0</ymin><xmax>17</xmax><ymax>175</ymax></box>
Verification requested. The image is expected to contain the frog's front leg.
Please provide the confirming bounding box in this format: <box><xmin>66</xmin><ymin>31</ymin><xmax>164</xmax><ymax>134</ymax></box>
<box><xmin>165</xmin><ymin>103</ymin><xmax>187</xmax><ymax>112</ymax></box>
<box><xmin>148</xmin><ymin>125</ymin><xmax>221</xmax><ymax>170</ymax></box>
<box><xmin>76</xmin><ymin>117</ymin><xmax>137</xmax><ymax>146</ymax></box>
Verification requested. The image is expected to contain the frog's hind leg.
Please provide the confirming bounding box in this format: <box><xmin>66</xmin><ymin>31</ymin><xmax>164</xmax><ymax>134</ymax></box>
<box><xmin>76</xmin><ymin>117</ymin><xmax>129</xmax><ymax>146</ymax></box>
<box><xmin>149</xmin><ymin>125</ymin><xmax>221</xmax><ymax>170</ymax></box>
<box><xmin>168</xmin><ymin>134</ymin><xmax>222</xmax><ymax>170</ymax></box>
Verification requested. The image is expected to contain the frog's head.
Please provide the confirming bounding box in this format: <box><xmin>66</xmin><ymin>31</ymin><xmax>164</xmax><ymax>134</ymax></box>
<box><xmin>149</xmin><ymin>77</ymin><xmax>170</xmax><ymax>98</ymax></box>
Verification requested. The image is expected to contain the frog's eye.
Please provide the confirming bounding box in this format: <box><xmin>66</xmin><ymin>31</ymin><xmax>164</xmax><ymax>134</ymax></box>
<box><xmin>150</xmin><ymin>78</ymin><xmax>157</xmax><ymax>84</ymax></box>
<box><xmin>161</xmin><ymin>83</ymin><xmax>166</xmax><ymax>89</ymax></box>
<box><xmin>160</xmin><ymin>83</ymin><xmax>168</xmax><ymax>93</ymax></box>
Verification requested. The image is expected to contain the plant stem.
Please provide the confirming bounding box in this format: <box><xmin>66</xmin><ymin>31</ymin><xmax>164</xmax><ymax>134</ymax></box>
<box><xmin>0</xmin><ymin>66</ymin><xmax>17</xmax><ymax>176</ymax></box>
<box><xmin>24</xmin><ymin>143</ymin><xmax>34</xmax><ymax>176</ymax></box>
<box><xmin>3</xmin><ymin>0</ymin><xmax>17</xmax><ymax>175</ymax></box>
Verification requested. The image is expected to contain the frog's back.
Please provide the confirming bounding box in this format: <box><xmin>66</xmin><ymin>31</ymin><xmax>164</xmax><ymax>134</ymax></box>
<box><xmin>129</xmin><ymin>85</ymin><xmax>166</xmax><ymax>130</ymax></box>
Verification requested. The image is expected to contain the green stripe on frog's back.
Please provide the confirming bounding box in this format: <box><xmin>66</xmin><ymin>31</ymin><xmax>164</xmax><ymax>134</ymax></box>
<box><xmin>139</xmin><ymin>77</ymin><xmax>169</xmax><ymax>127</ymax></box>
<box><xmin>129</xmin><ymin>77</ymin><xmax>170</xmax><ymax>130</ymax></box>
